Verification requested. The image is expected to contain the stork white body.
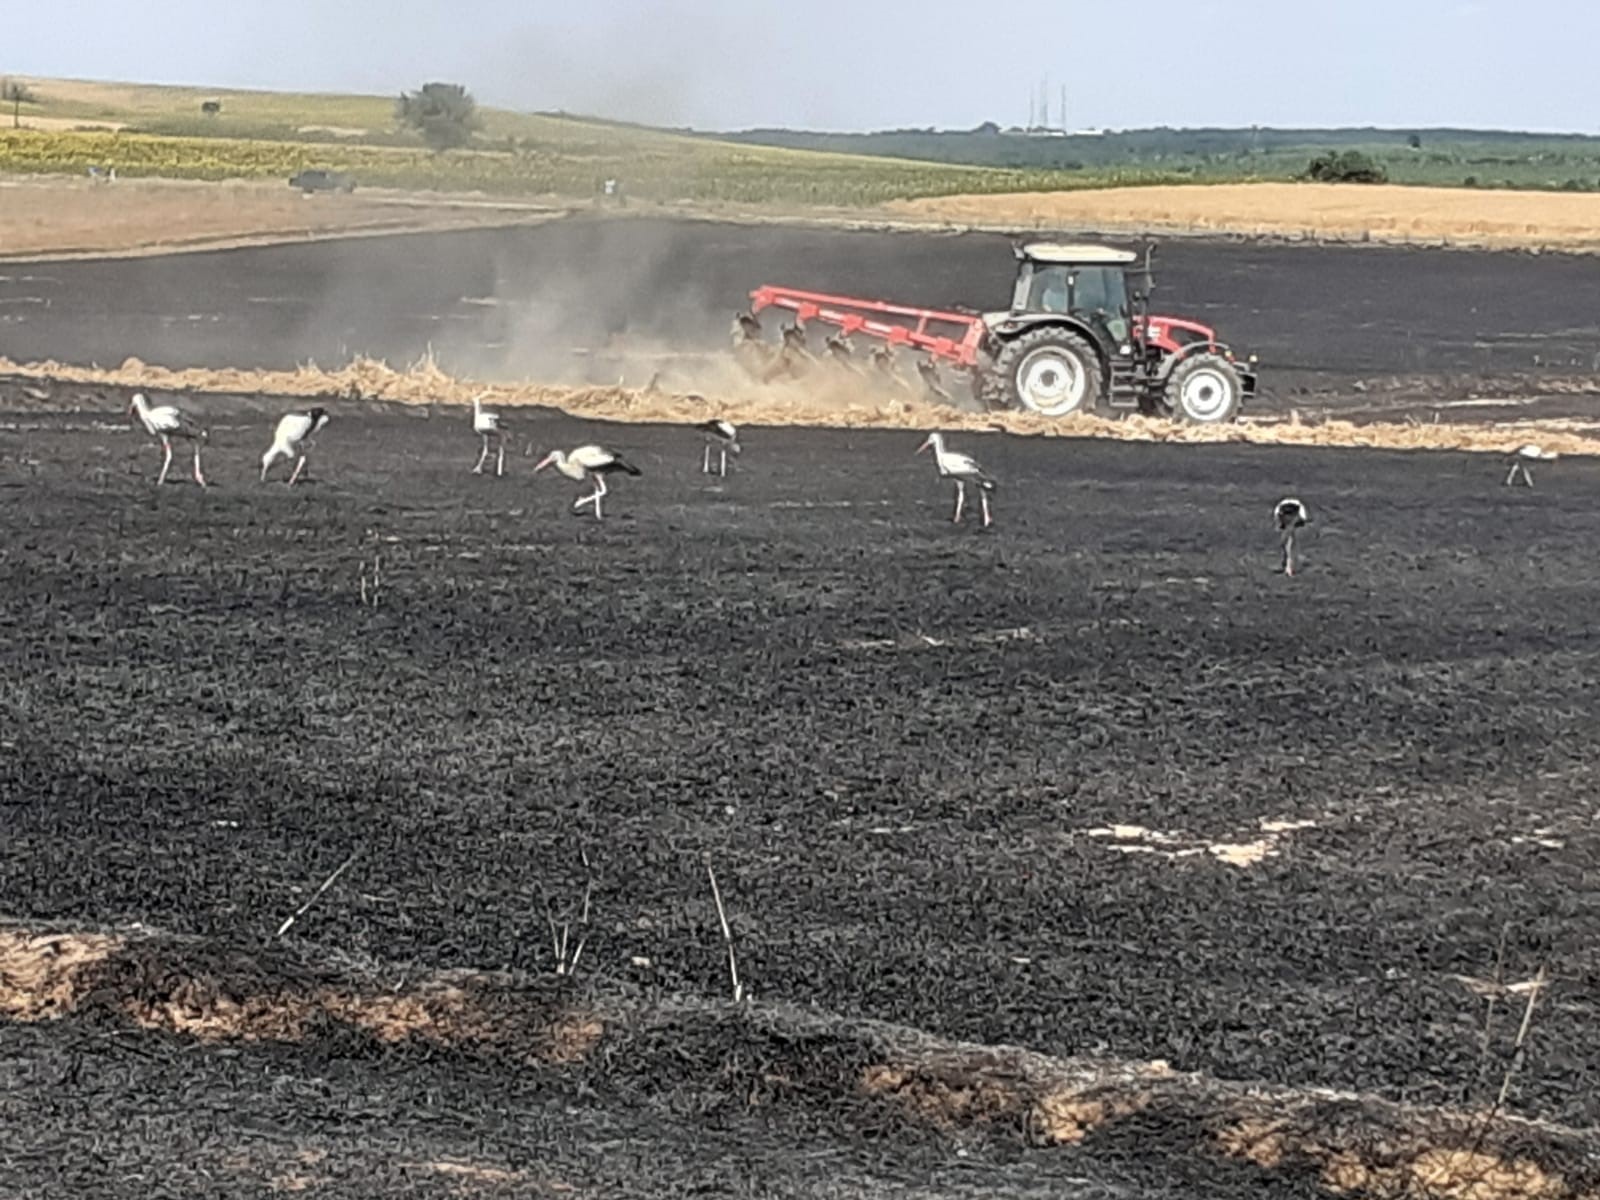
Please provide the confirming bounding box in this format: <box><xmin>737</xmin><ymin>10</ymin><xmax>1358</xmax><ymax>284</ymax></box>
<box><xmin>532</xmin><ymin>443</ymin><xmax>642</xmax><ymax>519</ymax></box>
<box><xmin>260</xmin><ymin>407</ymin><xmax>330</xmax><ymax>485</ymax></box>
<box><xmin>1274</xmin><ymin>497</ymin><xmax>1311</xmax><ymax>576</ymax></box>
<box><xmin>695</xmin><ymin>417</ymin><xmax>741</xmax><ymax>477</ymax></box>
<box><xmin>916</xmin><ymin>432</ymin><xmax>995</xmax><ymax>527</ymax></box>
<box><xmin>471</xmin><ymin>392</ymin><xmax>505</xmax><ymax>477</ymax></box>
<box><xmin>1504</xmin><ymin>443</ymin><xmax>1557</xmax><ymax>488</ymax></box>
<box><xmin>129</xmin><ymin>392</ymin><xmax>208</xmax><ymax>487</ymax></box>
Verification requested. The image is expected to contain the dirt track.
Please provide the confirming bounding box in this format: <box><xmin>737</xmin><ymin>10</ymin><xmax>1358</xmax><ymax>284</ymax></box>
<box><xmin>5</xmin><ymin>215</ymin><xmax>1600</xmax><ymax>397</ymax></box>
<box><xmin>5</xmin><ymin>401</ymin><xmax>1600</xmax><ymax>1195</ymax></box>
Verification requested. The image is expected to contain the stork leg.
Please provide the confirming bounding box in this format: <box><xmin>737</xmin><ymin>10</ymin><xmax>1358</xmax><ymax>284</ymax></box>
<box><xmin>1504</xmin><ymin>462</ymin><xmax>1518</xmax><ymax>487</ymax></box>
<box><xmin>157</xmin><ymin>438</ymin><xmax>173</xmax><ymax>486</ymax></box>
<box><xmin>473</xmin><ymin>435</ymin><xmax>490</xmax><ymax>474</ymax></box>
<box><xmin>1282</xmin><ymin>531</ymin><xmax>1296</xmax><ymax>577</ymax></box>
<box><xmin>979</xmin><ymin>489</ymin><xmax>992</xmax><ymax>528</ymax></box>
<box><xmin>952</xmin><ymin>481</ymin><xmax>965</xmax><ymax>524</ymax></box>
<box><xmin>495</xmin><ymin>438</ymin><xmax>505</xmax><ymax>478</ymax></box>
<box><xmin>719</xmin><ymin>447</ymin><xmax>728</xmax><ymax>477</ymax></box>
<box><xmin>288</xmin><ymin>455</ymin><xmax>307</xmax><ymax>486</ymax></box>
<box><xmin>1523</xmin><ymin>465</ymin><xmax>1535</xmax><ymax>488</ymax></box>
<box><xmin>193</xmin><ymin>442</ymin><xmax>207</xmax><ymax>488</ymax></box>
<box><xmin>702</xmin><ymin>443</ymin><xmax>712</xmax><ymax>474</ymax></box>
<box><xmin>593</xmin><ymin>475</ymin><xmax>608</xmax><ymax>520</ymax></box>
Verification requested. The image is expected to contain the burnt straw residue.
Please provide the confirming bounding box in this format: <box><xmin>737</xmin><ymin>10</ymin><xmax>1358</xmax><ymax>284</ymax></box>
<box><xmin>4</xmin><ymin>926</ymin><xmax>1599</xmax><ymax>1200</ymax></box>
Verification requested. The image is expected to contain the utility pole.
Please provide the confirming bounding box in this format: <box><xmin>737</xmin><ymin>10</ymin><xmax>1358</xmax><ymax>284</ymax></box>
<box><xmin>1060</xmin><ymin>84</ymin><xmax>1067</xmax><ymax>131</ymax></box>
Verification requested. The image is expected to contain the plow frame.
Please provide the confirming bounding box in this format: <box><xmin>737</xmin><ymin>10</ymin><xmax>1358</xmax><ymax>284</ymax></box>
<box><xmin>748</xmin><ymin>286</ymin><xmax>987</xmax><ymax>368</ymax></box>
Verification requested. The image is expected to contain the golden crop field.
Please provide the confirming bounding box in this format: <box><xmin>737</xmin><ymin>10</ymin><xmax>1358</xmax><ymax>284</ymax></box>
<box><xmin>891</xmin><ymin>182</ymin><xmax>1600</xmax><ymax>250</ymax></box>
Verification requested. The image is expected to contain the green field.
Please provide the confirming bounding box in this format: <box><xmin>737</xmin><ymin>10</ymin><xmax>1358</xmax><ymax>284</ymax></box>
<box><xmin>718</xmin><ymin>126</ymin><xmax>1600</xmax><ymax>192</ymax></box>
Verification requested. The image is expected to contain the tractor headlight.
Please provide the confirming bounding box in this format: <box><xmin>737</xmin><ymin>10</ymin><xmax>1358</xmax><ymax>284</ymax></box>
<box><xmin>1249</xmin><ymin>354</ymin><xmax>1259</xmax><ymax>364</ymax></box>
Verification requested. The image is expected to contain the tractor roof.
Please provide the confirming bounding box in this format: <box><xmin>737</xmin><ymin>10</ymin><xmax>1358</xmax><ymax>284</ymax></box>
<box><xmin>1021</xmin><ymin>242</ymin><xmax>1139</xmax><ymax>266</ymax></box>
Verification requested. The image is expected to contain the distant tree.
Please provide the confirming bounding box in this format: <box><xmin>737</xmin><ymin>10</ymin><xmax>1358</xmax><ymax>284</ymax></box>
<box><xmin>201</xmin><ymin>99</ymin><xmax>223</xmax><ymax>117</ymax></box>
<box><xmin>973</xmin><ymin>120</ymin><xmax>1001</xmax><ymax>135</ymax></box>
<box><xmin>2</xmin><ymin>79</ymin><xmax>37</xmax><ymax>129</ymax></box>
<box><xmin>395</xmin><ymin>82</ymin><xmax>480</xmax><ymax>152</ymax></box>
<box><xmin>1407</xmin><ymin>133</ymin><xmax>1422</xmax><ymax>150</ymax></box>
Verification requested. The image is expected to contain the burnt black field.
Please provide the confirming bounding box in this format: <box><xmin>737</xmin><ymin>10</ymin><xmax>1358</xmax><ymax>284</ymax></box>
<box><xmin>5</xmin><ymin>215</ymin><xmax>1600</xmax><ymax>387</ymax></box>
<box><xmin>6</xmin><ymin>218</ymin><xmax>1600</xmax><ymax>1196</ymax></box>
<box><xmin>5</xmin><ymin>392</ymin><xmax>1600</xmax><ymax>1195</ymax></box>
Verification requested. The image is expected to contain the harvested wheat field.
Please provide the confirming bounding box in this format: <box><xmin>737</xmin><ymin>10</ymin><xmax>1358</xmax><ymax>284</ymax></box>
<box><xmin>0</xmin><ymin>176</ymin><xmax>562</xmax><ymax>260</ymax></box>
<box><xmin>891</xmin><ymin>182</ymin><xmax>1600</xmax><ymax>250</ymax></box>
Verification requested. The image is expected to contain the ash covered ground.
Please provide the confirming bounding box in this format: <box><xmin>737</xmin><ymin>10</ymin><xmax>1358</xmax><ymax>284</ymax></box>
<box><xmin>4</xmin><ymin>397</ymin><xmax>1600</xmax><ymax>1195</ymax></box>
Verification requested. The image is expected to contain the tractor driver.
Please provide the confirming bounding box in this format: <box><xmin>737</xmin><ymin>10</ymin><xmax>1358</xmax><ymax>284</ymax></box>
<box><xmin>1038</xmin><ymin>268</ymin><xmax>1071</xmax><ymax>314</ymax></box>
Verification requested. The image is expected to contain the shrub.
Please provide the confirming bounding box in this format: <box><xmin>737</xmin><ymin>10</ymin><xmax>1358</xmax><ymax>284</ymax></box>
<box><xmin>1305</xmin><ymin>151</ymin><xmax>1388</xmax><ymax>184</ymax></box>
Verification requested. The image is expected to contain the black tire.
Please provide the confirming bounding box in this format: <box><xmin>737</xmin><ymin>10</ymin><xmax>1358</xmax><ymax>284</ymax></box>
<box><xmin>991</xmin><ymin>326</ymin><xmax>1103</xmax><ymax>417</ymax></box>
<box><xmin>1166</xmin><ymin>353</ymin><xmax>1245</xmax><ymax>424</ymax></box>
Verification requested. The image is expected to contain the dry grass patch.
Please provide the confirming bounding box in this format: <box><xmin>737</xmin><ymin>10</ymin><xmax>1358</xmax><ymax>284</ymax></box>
<box><xmin>891</xmin><ymin>183</ymin><xmax>1600</xmax><ymax>251</ymax></box>
<box><xmin>1219</xmin><ymin>1118</ymin><xmax>1589</xmax><ymax>1200</ymax></box>
<box><xmin>0</xmin><ymin>927</ymin><xmax>603</xmax><ymax>1063</ymax></box>
<box><xmin>1029</xmin><ymin>1087</ymin><xmax>1158</xmax><ymax>1146</ymax></box>
<box><xmin>123</xmin><ymin>974</ymin><xmax>605</xmax><ymax>1063</ymax></box>
<box><xmin>861</xmin><ymin>1061</ymin><xmax>1027</xmax><ymax>1129</ymax></box>
<box><xmin>0</xmin><ymin>929</ymin><xmax>123</xmax><ymax>1019</ymax></box>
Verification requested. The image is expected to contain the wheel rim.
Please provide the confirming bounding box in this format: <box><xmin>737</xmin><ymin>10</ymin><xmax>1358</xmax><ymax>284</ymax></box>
<box><xmin>1016</xmin><ymin>348</ymin><xmax>1089</xmax><ymax>416</ymax></box>
<box><xmin>1178</xmin><ymin>366</ymin><xmax>1235</xmax><ymax>421</ymax></box>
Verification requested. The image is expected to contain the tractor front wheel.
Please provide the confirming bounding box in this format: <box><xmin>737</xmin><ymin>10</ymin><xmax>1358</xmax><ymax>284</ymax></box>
<box><xmin>993</xmin><ymin>327</ymin><xmax>1102</xmax><ymax>418</ymax></box>
<box><xmin>1166</xmin><ymin>353</ymin><xmax>1244</xmax><ymax>424</ymax></box>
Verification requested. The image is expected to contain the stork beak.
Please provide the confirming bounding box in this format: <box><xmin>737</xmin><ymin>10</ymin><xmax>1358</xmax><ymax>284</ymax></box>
<box><xmin>915</xmin><ymin>437</ymin><xmax>931</xmax><ymax>455</ymax></box>
<box><xmin>532</xmin><ymin>452</ymin><xmax>555</xmax><ymax>472</ymax></box>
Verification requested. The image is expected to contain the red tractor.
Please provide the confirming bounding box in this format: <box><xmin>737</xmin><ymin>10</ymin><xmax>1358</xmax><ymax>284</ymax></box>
<box><xmin>738</xmin><ymin>241</ymin><xmax>1257</xmax><ymax>423</ymax></box>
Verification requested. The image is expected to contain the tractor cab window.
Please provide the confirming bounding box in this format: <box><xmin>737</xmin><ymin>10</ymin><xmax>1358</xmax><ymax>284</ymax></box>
<box><xmin>1023</xmin><ymin>265</ymin><xmax>1129</xmax><ymax>320</ymax></box>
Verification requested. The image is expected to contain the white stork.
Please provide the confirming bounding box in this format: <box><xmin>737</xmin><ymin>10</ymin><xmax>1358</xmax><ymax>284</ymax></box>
<box><xmin>471</xmin><ymin>391</ymin><xmax>505</xmax><ymax>477</ymax></box>
<box><xmin>260</xmin><ymin>407</ymin><xmax>330</xmax><ymax>485</ymax></box>
<box><xmin>1504</xmin><ymin>444</ymin><xmax>1557</xmax><ymax>488</ymax></box>
<box><xmin>129</xmin><ymin>392</ymin><xmax>208</xmax><ymax>487</ymax></box>
<box><xmin>1274</xmin><ymin>497</ymin><xmax>1311</xmax><ymax>577</ymax></box>
<box><xmin>694</xmin><ymin>418</ymin><xmax>741</xmax><ymax>477</ymax></box>
<box><xmin>533</xmin><ymin>444</ymin><xmax>642</xmax><ymax>519</ymax></box>
<box><xmin>915</xmin><ymin>431</ymin><xmax>996</xmax><ymax>527</ymax></box>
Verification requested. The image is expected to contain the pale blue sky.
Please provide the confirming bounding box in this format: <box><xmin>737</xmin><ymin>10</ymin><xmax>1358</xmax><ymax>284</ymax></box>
<box><xmin>12</xmin><ymin>1</ymin><xmax>1598</xmax><ymax>132</ymax></box>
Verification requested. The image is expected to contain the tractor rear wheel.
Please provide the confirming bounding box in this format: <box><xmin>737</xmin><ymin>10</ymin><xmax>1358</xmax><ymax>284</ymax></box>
<box><xmin>992</xmin><ymin>327</ymin><xmax>1102</xmax><ymax>417</ymax></box>
<box><xmin>1166</xmin><ymin>353</ymin><xmax>1244</xmax><ymax>424</ymax></box>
